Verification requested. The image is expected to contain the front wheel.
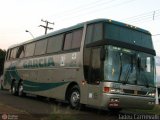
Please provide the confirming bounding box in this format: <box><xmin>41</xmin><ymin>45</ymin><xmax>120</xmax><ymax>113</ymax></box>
<box><xmin>18</xmin><ymin>82</ymin><xmax>25</xmax><ymax>97</ymax></box>
<box><xmin>69</xmin><ymin>85</ymin><xmax>80</xmax><ymax>109</ymax></box>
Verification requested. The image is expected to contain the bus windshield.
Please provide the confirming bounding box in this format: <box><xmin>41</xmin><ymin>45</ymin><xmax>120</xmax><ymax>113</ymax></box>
<box><xmin>104</xmin><ymin>45</ymin><xmax>155</xmax><ymax>87</ymax></box>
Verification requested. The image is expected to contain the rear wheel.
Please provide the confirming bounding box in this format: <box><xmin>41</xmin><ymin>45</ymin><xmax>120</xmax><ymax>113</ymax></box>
<box><xmin>11</xmin><ymin>81</ymin><xmax>17</xmax><ymax>95</ymax></box>
<box><xmin>0</xmin><ymin>82</ymin><xmax>3</xmax><ymax>90</ymax></box>
<box><xmin>69</xmin><ymin>85</ymin><xmax>80</xmax><ymax>109</ymax></box>
<box><xmin>18</xmin><ymin>82</ymin><xmax>25</xmax><ymax>97</ymax></box>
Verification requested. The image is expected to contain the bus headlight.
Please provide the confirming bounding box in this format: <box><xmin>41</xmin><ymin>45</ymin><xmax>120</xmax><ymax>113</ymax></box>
<box><xmin>148</xmin><ymin>92</ymin><xmax>155</xmax><ymax>97</ymax></box>
<box><xmin>110</xmin><ymin>98</ymin><xmax>119</xmax><ymax>102</ymax></box>
<box><xmin>148</xmin><ymin>101</ymin><xmax>155</xmax><ymax>105</ymax></box>
<box><xmin>110</xmin><ymin>88</ymin><xmax>123</xmax><ymax>93</ymax></box>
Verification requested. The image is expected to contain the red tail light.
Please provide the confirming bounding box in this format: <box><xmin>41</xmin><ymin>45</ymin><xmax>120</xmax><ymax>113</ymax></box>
<box><xmin>103</xmin><ymin>87</ymin><xmax>110</xmax><ymax>93</ymax></box>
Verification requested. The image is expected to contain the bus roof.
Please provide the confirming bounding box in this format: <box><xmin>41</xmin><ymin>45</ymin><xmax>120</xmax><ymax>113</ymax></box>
<box><xmin>8</xmin><ymin>18</ymin><xmax>151</xmax><ymax>49</ymax></box>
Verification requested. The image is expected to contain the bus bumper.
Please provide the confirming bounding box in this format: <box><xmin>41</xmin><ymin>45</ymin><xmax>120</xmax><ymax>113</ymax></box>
<box><xmin>102</xmin><ymin>93</ymin><xmax>155</xmax><ymax>110</ymax></box>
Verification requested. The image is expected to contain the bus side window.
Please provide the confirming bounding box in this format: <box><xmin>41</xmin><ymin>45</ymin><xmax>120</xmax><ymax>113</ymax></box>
<box><xmin>25</xmin><ymin>43</ymin><xmax>35</xmax><ymax>57</ymax></box>
<box><xmin>85</xmin><ymin>23</ymin><xmax>103</xmax><ymax>45</ymax></box>
<box><xmin>6</xmin><ymin>49</ymin><xmax>11</xmax><ymax>60</ymax></box>
<box><xmin>63</xmin><ymin>32</ymin><xmax>72</xmax><ymax>50</ymax></box>
<box><xmin>34</xmin><ymin>39</ymin><xmax>47</xmax><ymax>56</ymax></box>
<box><xmin>16</xmin><ymin>46</ymin><xmax>25</xmax><ymax>58</ymax></box>
<box><xmin>72</xmin><ymin>29</ymin><xmax>83</xmax><ymax>49</ymax></box>
<box><xmin>47</xmin><ymin>34</ymin><xmax>64</xmax><ymax>53</ymax></box>
<box><xmin>63</xmin><ymin>28</ymin><xmax>83</xmax><ymax>51</ymax></box>
<box><xmin>10</xmin><ymin>48</ymin><xmax>17</xmax><ymax>60</ymax></box>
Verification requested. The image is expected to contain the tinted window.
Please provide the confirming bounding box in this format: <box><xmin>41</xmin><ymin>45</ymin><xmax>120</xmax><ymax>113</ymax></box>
<box><xmin>63</xmin><ymin>28</ymin><xmax>83</xmax><ymax>51</ymax></box>
<box><xmin>93</xmin><ymin>23</ymin><xmax>103</xmax><ymax>42</ymax></box>
<box><xmin>119</xmin><ymin>27</ymin><xmax>132</xmax><ymax>43</ymax></box>
<box><xmin>63</xmin><ymin>33</ymin><xmax>72</xmax><ymax>50</ymax></box>
<box><xmin>85</xmin><ymin>23</ymin><xmax>103</xmax><ymax>45</ymax></box>
<box><xmin>105</xmin><ymin>23</ymin><xmax>153</xmax><ymax>49</ymax></box>
<box><xmin>35</xmin><ymin>39</ymin><xmax>47</xmax><ymax>55</ymax></box>
<box><xmin>72</xmin><ymin>29</ymin><xmax>83</xmax><ymax>49</ymax></box>
<box><xmin>85</xmin><ymin>25</ymin><xmax>93</xmax><ymax>44</ymax></box>
<box><xmin>6</xmin><ymin>49</ymin><xmax>11</xmax><ymax>60</ymax></box>
<box><xmin>16</xmin><ymin>46</ymin><xmax>25</xmax><ymax>58</ymax></box>
<box><xmin>25</xmin><ymin>43</ymin><xmax>35</xmax><ymax>57</ymax></box>
<box><xmin>10</xmin><ymin>48</ymin><xmax>17</xmax><ymax>59</ymax></box>
<box><xmin>47</xmin><ymin>34</ymin><xmax>63</xmax><ymax>53</ymax></box>
<box><xmin>141</xmin><ymin>33</ymin><xmax>153</xmax><ymax>48</ymax></box>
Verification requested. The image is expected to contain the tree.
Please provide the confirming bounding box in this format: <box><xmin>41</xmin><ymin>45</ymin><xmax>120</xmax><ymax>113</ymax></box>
<box><xmin>0</xmin><ymin>49</ymin><xmax>6</xmax><ymax>76</ymax></box>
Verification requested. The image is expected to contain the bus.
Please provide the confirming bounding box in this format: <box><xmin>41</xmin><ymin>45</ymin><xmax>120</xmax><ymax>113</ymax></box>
<box><xmin>3</xmin><ymin>19</ymin><xmax>156</xmax><ymax>110</ymax></box>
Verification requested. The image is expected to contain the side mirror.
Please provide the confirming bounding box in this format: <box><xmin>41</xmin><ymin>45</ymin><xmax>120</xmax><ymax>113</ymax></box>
<box><xmin>100</xmin><ymin>47</ymin><xmax>105</xmax><ymax>61</ymax></box>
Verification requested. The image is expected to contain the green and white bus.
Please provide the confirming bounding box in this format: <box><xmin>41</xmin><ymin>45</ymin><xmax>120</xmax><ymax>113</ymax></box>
<box><xmin>3</xmin><ymin>19</ymin><xmax>156</xmax><ymax>110</ymax></box>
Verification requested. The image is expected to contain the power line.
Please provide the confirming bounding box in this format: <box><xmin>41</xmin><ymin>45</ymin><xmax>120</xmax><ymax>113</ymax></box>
<box><xmin>39</xmin><ymin>19</ymin><xmax>54</xmax><ymax>35</ymax></box>
<box><xmin>122</xmin><ymin>9</ymin><xmax>160</xmax><ymax>21</ymax></box>
<box><xmin>121</xmin><ymin>9</ymin><xmax>160</xmax><ymax>24</ymax></box>
<box><xmin>55</xmin><ymin>0</ymin><xmax>136</xmax><ymax>23</ymax></box>
<box><xmin>50</xmin><ymin>0</ymin><xmax>117</xmax><ymax>19</ymax></box>
<box><xmin>152</xmin><ymin>34</ymin><xmax>160</xmax><ymax>36</ymax></box>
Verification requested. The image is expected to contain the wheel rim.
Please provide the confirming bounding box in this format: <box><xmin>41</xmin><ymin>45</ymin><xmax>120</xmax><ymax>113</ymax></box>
<box><xmin>19</xmin><ymin>84</ymin><xmax>23</xmax><ymax>96</ymax></box>
<box><xmin>70</xmin><ymin>91</ymin><xmax>80</xmax><ymax>107</ymax></box>
<box><xmin>12</xmin><ymin>85</ymin><xmax>16</xmax><ymax>94</ymax></box>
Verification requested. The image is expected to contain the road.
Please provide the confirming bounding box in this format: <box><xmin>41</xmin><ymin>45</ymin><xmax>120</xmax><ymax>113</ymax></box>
<box><xmin>0</xmin><ymin>90</ymin><xmax>118</xmax><ymax>120</ymax></box>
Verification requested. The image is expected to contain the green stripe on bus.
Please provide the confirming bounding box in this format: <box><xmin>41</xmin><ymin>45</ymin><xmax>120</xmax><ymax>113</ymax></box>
<box><xmin>23</xmin><ymin>80</ymin><xmax>68</xmax><ymax>92</ymax></box>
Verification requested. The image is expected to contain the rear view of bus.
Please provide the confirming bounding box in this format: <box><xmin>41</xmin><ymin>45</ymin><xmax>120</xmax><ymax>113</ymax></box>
<box><xmin>83</xmin><ymin>19</ymin><xmax>156</xmax><ymax>110</ymax></box>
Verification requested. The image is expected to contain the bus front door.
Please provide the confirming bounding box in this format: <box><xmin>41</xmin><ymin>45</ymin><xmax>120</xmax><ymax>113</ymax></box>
<box><xmin>87</xmin><ymin>48</ymin><xmax>101</xmax><ymax>106</ymax></box>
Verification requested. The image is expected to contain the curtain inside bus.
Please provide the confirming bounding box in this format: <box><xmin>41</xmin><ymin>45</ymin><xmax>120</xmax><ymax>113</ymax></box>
<box><xmin>104</xmin><ymin>45</ymin><xmax>155</xmax><ymax>87</ymax></box>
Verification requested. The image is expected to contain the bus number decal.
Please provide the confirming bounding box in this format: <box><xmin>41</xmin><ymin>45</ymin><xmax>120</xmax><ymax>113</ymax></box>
<box><xmin>72</xmin><ymin>53</ymin><xmax>77</xmax><ymax>60</ymax></box>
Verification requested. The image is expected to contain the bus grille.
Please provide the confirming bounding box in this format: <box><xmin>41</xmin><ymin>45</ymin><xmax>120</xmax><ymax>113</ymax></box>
<box><xmin>123</xmin><ymin>89</ymin><xmax>134</xmax><ymax>94</ymax></box>
<box><xmin>137</xmin><ymin>91</ymin><xmax>147</xmax><ymax>95</ymax></box>
<box><xmin>123</xmin><ymin>89</ymin><xmax>147</xmax><ymax>96</ymax></box>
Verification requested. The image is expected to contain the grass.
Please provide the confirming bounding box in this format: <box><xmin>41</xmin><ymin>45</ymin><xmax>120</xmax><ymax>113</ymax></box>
<box><xmin>48</xmin><ymin>104</ymin><xmax>76</xmax><ymax>120</ymax></box>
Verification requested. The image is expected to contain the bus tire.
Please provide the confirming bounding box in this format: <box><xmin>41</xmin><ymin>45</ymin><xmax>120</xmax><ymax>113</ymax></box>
<box><xmin>18</xmin><ymin>82</ymin><xmax>25</xmax><ymax>97</ymax></box>
<box><xmin>11</xmin><ymin>81</ymin><xmax>17</xmax><ymax>95</ymax></box>
<box><xmin>69</xmin><ymin>85</ymin><xmax>80</xmax><ymax>109</ymax></box>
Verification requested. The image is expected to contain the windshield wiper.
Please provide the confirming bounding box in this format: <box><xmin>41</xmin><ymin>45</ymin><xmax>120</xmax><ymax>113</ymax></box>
<box><xmin>122</xmin><ymin>65</ymin><xmax>131</xmax><ymax>84</ymax></box>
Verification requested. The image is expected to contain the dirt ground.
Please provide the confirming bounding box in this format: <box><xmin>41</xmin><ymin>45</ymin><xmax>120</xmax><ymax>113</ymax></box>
<box><xmin>0</xmin><ymin>90</ymin><xmax>118</xmax><ymax>120</ymax></box>
<box><xmin>0</xmin><ymin>103</ymin><xmax>43</xmax><ymax>120</ymax></box>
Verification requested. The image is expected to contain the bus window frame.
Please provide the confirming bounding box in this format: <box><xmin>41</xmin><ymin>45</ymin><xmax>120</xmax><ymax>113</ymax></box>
<box><xmin>5</xmin><ymin>49</ymin><xmax>11</xmax><ymax>61</ymax></box>
<box><xmin>9</xmin><ymin>47</ymin><xmax>18</xmax><ymax>60</ymax></box>
<box><xmin>16</xmin><ymin>45</ymin><xmax>25</xmax><ymax>59</ymax></box>
<box><xmin>46</xmin><ymin>34</ymin><xmax>64</xmax><ymax>54</ymax></box>
<box><xmin>63</xmin><ymin>28</ymin><xmax>83</xmax><ymax>52</ymax></box>
<box><xmin>25</xmin><ymin>42</ymin><xmax>36</xmax><ymax>58</ymax></box>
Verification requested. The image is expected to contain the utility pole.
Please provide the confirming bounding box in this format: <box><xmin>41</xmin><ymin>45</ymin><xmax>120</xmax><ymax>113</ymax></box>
<box><xmin>153</xmin><ymin>11</ymin><xmax>156</xmax><ymax>20</ymax></box>
<box><xmin>39</xmin><ymin>19</ymin><xmax>54</xmax><ymax>35</ymax></box>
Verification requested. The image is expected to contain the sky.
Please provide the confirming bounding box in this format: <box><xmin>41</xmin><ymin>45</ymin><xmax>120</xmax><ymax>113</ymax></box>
<box><xmin>0</xmin><ymin>0</ymin><xmax>160</xmax><ymax>56</ymax></box>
